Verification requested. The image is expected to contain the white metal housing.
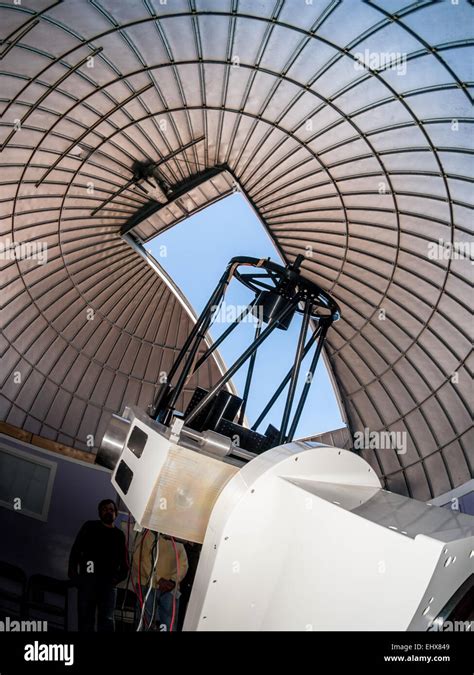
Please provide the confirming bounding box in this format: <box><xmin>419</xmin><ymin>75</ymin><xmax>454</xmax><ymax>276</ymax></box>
<box><xmin>183</xmin><ymin>441</ymin><xmax>474</xmax><ymax>631</ymax></box>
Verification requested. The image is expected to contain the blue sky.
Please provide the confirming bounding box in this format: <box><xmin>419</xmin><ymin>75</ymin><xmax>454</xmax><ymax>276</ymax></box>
<box><xmin>148</xmin><ymin>192</ymin><xmax>344</xmax><ymax>439</ymax></box>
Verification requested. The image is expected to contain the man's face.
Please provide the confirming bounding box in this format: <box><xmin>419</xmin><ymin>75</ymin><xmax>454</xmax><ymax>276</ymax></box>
<box><xmin>99</xmin><ymin>502</ymin><xmax>116</xmax><ymax>525</ymax></box>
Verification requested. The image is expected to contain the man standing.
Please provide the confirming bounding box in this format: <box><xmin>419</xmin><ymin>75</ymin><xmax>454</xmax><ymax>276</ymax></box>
<box><xmin>133</xmin><ymin>531</ymin><xmax>188</xmax><ymax>632</ymax></box>
<box><xmin>69</xmin><ymin>499</ymin><xmax>128</xmax><ymax>632</ymax></box>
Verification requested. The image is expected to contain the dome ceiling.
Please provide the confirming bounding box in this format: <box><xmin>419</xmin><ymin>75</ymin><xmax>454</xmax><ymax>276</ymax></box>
<box><xmin>0</xmin><ymin>0</ymin><xmax>472</xmax><ymax>500</ymax></box>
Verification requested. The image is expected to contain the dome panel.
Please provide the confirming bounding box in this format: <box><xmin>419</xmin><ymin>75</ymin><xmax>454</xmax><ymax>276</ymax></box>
<box><xmin>0</xmin><ymin>0</ymin><xmax>471</xmax><ymax>498</ymax></box>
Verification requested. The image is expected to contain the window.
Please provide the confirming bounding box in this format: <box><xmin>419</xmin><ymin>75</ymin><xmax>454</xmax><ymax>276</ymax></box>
<box><xmin>146</xmin><ymin>192</ymin><xmax>346</xmax><ymax>438</ymax></box>
<box><xmin>0</xmin><ymin>444</ymin><xmax>56</xmax><ymax>521</ymax></box>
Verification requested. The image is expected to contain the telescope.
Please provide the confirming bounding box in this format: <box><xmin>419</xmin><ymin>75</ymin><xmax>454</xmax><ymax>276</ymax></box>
<box><xmin>96</xmin><ymin>256</ymin><xmax>474</xmax><ymax>631</ymax></box>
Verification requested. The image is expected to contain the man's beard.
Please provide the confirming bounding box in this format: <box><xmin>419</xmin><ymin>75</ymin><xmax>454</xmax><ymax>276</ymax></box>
<box><xmin>101</xmin><ymin>513</ymin><xmax>114</xmax><ymax>524</ymax></box>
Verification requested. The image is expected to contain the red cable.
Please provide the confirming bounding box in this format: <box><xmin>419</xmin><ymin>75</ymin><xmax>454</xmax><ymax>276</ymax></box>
<box><xmin>170</xmin><ymin>537</ymin><xmax>179</xmax><ymax>632</ymax></box>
